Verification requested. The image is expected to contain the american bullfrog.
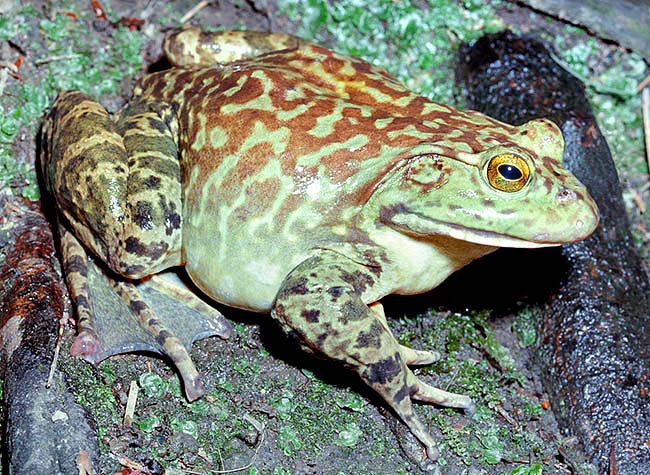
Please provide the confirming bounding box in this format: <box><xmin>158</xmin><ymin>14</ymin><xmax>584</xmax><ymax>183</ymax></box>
<box><xmin>40</xmin><ymin>26</ymin><xmax>599</xmax><ymax>459</ymax></box>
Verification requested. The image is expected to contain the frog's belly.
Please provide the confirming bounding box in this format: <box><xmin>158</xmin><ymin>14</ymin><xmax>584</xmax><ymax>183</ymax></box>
<box><xmin>182</xmin><ymin>230</ymin><xmax>308</xmax><ymax>313</ymax></box>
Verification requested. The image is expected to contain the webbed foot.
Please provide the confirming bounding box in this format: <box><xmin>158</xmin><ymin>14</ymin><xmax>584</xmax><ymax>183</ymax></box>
<box><xmin>68</xmin><ymin>248</ymin><xmax>231</xmax><ymax>401</ymax></box>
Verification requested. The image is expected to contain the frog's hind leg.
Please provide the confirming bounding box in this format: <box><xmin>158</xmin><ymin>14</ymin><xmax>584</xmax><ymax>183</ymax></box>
<box><xmin>42</xmin><ymin>91</ymin><xmax>231</xmax><ymax>400</ymax></box>
<box><xmin>162</xmin><ymin>26</ymin><xmax>304</xmax><ymax>67</ymax></box>
<box><xmin>63</xmin><ymin>223</ymin><xmax>231</xmax><ymax>401</ymax></box>
<box><xmin>41</xmin><ymin>90</ymin><xmax>183</xmax><ymax>277</ymax></box>
<box><xmin>369</xmin><ymin>302</ymin><xmax>441</xmax><ymax>365</ymax></box>
<box><xmin>272</xmin><ymin>252</ymin><xmax>474</xmax><ymax>460</ymax></box>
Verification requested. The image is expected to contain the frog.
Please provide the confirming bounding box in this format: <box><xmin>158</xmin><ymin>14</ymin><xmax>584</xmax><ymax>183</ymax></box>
<box><xmin>39</xmin><ymin>26</ymin><xmax>599</xmax><ymax>460</ymax></box>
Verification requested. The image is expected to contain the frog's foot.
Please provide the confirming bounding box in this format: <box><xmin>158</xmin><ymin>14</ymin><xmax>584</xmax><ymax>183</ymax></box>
<box><xmin>65</xmin><ymin>230</ymin><xmax>231</xmax><ymax>401</ymax></box>
<box><xmin>369</xmin><ymin>302</ymin><xmax>441</xmax><ymax>365</ymax></box>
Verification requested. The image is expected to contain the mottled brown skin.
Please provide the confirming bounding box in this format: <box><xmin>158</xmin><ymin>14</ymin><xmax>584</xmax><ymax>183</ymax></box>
<box><xmin>40</xmin><ymin>27</ymin><xmax>599</xmax><ymax>459</ymax></box>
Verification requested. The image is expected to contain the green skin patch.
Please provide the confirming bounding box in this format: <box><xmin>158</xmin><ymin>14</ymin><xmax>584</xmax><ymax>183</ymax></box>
<box><xmin>40</xmin><ymin>26</ymin><xmax>599</xmax><ymax>459</ymax></box>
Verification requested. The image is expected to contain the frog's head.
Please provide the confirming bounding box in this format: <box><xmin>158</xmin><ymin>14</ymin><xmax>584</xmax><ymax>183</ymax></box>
<box><xmin>371</xmin><ymin>118</ymin><xmax>599</xmax><ymax>248</ymax></box>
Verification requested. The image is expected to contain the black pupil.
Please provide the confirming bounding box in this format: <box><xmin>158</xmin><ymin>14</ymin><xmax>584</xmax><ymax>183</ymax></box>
<box><xmin>498</xmin><ymin>164</ymin><xmax>522</xmax><ymax>180</ymax></box>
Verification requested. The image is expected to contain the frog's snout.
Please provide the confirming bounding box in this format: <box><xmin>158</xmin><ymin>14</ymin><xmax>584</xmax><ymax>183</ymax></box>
<box><xmin>555</xmin><ymin>187</ymin><xmax>577</xmax><ymax>203</ymax></box>
<box><xmin>551</xmin><ymin>184</ymin><xmax>600</xmax><ymax>241</ymax></box>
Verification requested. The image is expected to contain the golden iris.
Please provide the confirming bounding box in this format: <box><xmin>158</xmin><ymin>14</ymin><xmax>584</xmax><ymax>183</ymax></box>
<box><xmin>486</xmin><ymin>153</ymin><xmax>530</xmax><ymax>192</ymax></box>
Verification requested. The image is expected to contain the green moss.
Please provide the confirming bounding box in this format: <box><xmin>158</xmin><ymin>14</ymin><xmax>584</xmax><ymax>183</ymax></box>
<box><xmin>1</xmin><ymin>4</ymin><xmax>144</xmax><ymax>200</ymax></box>
<box><xmin>513</xmin><ymin>309</ymin><xmax>538</xmax><ymax>348</ymax></box>
<box><xmin>510</xmin><ymin>463</ymin><xmax>544</xmax><ymax>475</ymax></box>
<box><xmin>64</xmin><ymin>360</ymin><xmax>119</xmax><ymax>428</ymax></box>
<box><xmin>279</xmin><ymin>0</ymin><xmax>503</xmax><ymax>103</ymax></box>
<box><xmin>139</xmin><ymin>372</ymin><xmax>169</xmax><ymax>398</ymax></box>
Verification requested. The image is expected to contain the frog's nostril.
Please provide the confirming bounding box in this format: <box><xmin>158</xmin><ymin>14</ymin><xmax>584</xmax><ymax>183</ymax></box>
<box><xmin>556</xmin><ymin>187</ymin><xmax>577</xmax><ymax>203</ymax></box>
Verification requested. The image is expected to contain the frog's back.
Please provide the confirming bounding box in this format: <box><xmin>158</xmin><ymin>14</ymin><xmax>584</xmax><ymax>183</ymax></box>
<box><xmin>131</xmin><ymin>39</ymin><xmax>529</xmax><ymax>311</ymax></box>
<box><xmin>130</xmin><ymin>45</ymin><xmax>421</xmax><ymax>309</ymax></box>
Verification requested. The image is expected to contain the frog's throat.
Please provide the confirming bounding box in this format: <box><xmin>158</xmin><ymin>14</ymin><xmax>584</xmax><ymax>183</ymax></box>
<box><xmin>386</xmin><ymin>211</ymin><xmax>561</xmax><ymax>249</ymax></box>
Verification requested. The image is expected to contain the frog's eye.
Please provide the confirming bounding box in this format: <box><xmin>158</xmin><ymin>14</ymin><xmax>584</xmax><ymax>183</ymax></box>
<box><xmin>486</xmin><ymin>153</ymin><xmax>530</xmax><ymax>192</ymax></box>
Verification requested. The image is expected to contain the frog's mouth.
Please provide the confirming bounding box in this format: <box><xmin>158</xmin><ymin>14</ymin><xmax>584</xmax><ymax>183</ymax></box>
<box><xmin>381</xmin><ymin>205</ymin><xmax>566</xmax><ymax>249</ymax></box>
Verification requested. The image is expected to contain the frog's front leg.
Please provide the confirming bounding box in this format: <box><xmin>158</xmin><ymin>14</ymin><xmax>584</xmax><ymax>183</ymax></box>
<box><xmin>272</xmin><ymin>251</ymin><xmax>474</xmax><ymax>460</ymax></box>
<box><xmin>41</xmin><ymin>91</ymin><xmax>231</xmax><ymax>400</ymax></box>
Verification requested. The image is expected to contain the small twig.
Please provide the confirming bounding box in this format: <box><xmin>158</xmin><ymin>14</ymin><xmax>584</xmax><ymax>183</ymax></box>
<box><xmin>501</xmin><ymin>456</ymin><xmax>535</xmax><ymax>465</ymax></box>
<box><xmin>0</xmin><ymin>60</ymin><xmax>18</xmax><ymax>73</ymax></box>
<box><xmin>46</xmin><ymin>310</ymin><xmax>69</xmax><ymax>388</ymax></box>
<box><xmin>180</xmin><ymin>1</ymin><xmax>210</xmax><ymax>23</ymax></box>
<box><xmin>495</xmin><ymin>404</ymin><xmax>519</xmax><ymax>429</ymax></box>
<box><xmin>609</xmin><ymin>445</ymin><xmax>618</xmax><ymax>475</ymax></box>
<box><xmin>638</xmin><ymin>73</ymin><xmax>650</xmax><ymax>93</ymax></box>
<box><xmin>109</xmin><ymin>453</ymin><xmax>149</xmax><ymax>474</ymax></box>
<box><xmin>641</xmin><ymin>87</ymin><xmax>650</xmax><ymax>175</ymax></box>
<box><xmin>0</xmin><ymin>61</ymin><xmax>22</xmax><ymax>81</ymax></box>
<box><xmin>34</xmin><ymin>54</ymin><xmax>83</xmax><ymax>65</ymax></box>
<box><xmin>123</xmin><ymin>380</ymin><xmax>139</xmax><ymax>427</ymax></box>
<box><xmin>0</xmin><ymin>68</ymin><xmax>7</xmax><ymax>97</ymax></box>
<box><xmin>630</xmin><ymin>188</ymin><xmax>647</xmax><ymax>214</ymax></box>
<box><xmin>76</xmin><ymin>450</ymin><xmax>95</xmax><ymax>475</ymax></box>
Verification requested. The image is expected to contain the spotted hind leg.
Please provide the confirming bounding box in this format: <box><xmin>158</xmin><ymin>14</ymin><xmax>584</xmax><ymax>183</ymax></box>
<box><xmin>369</xmin><ymin>302</ymin><xmax>441</xmax><ymax>366</ymax></box>
<box><xmin>41</xmin><ymin>91</ymin><xmax>231</xmax><ymax>401</ymax></box>
<box><xmin>272</xmin><ymin>251</ymin><xmax>474</xmax><ymax>459</ymax></box>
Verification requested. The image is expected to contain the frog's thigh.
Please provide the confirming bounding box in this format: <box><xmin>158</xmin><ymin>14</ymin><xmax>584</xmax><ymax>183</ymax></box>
<box><xmin>272</xmin><ymin>252</ymin><xmax>466</xmax><ymax>459</ymax></box>
<box><xmin>42</xmin><ymin>91</ymin><xmax>182</xmax><ymax>279</ymax></box>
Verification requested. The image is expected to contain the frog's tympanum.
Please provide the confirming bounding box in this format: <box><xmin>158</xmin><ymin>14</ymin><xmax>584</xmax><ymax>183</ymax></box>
<box><xmin>40</xmin><ymin>27</ymin><xmax>599</xmax><ymax>459</ymax></box>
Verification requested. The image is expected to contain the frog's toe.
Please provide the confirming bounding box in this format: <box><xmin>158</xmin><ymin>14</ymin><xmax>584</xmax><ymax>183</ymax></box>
<box><xmin>463</xmin><ymin>399</ymin><xmax>476</xmax><ymax>417</ymax></box>
<box><xmin>409</xmin><ymin>370</ymin><xmax>474</xmax><ymax>414</ymax></box>
<box><xmin>70</xmin><ymin>331</ymin><xmax>103</xmax><ymax>363</ymax></box>
<box><xmin>387</xmin><ymin>397</ymin><xmax>440</xmax><ymax>462</ymax></box>
<box><xmin>399</xmin><ymin>345</ymin><xmax>441</xmax><ymax>365</ymax></box>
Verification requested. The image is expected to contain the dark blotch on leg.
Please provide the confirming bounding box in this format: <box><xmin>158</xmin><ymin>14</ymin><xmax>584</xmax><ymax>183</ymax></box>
<box><xmin>301</xmin><ymin>308</ymin><xmax>320</xmax><ymax>323</ymax></box>
<box><xmin>133</xmin><ymin>201</ymin><xmax>154</xmax><ymax>231</ymax></box>
<box><xmin>340</xmin><ymin>269</ymin><xmax>375</xmax><ymax>294</ymax></box>
<box><xmin>155</xmin><ymin>328</ymin><xmax>173</xmax><ymax>347</ymax></box>
<box><xmin>125</xmin><ymin>236</ymin><xmax>150</xmax><ymax>256</ymax></box>
<box><xmin>124</xmin><ymin>237</ymin><xmax>167</xmax><ymax>261</ymax></box>
<box><xmin>339</xmin><ymin>299</ymin><xmax>367</xmax><ymax>324</ymax></box>
<box><xmin>158</xmin><ymin>194</ymin><xmax>181</xmax><ymax>235</ymax></box>
<box><xmin>143</xmin><ymin>175</ymin><xmax>162</xmax><ymax>189</ymax></box>
<box><xmin>278</xmin><ymin>276</ymin><xmax>309</xmax><ymax>298</ymax></box>
<box><xmin>75</xmin><ymin>294</ymin><xmax>90</xmax><ymax>310</ymax></box>
<box><xmin>362</xmin><ymin>352</ymin><xmax>403</xmax><ymax>385</ymax></box>
<box><xmin>394</xmin><ymin>384</ymin><xmax>417</xmax><ymax>404</ymax></box>
<box><xmin>66</xmin><ymin>254</ymin><xmax>88</xmax><ymax>276</ymax></box>
<box><xmin>327</xmin><ymin>286</ymin><xmax>344</xmax><ymax>300</ymax></box>
<box><xmin>355</xmin><ymin>321</ymin><xmax>383</xmax><ymax>349</ymax></box>
<box><xmin>129</xmin><ymin>299</ymin><xmax>147</xmax><ymax>314</ymax></box>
